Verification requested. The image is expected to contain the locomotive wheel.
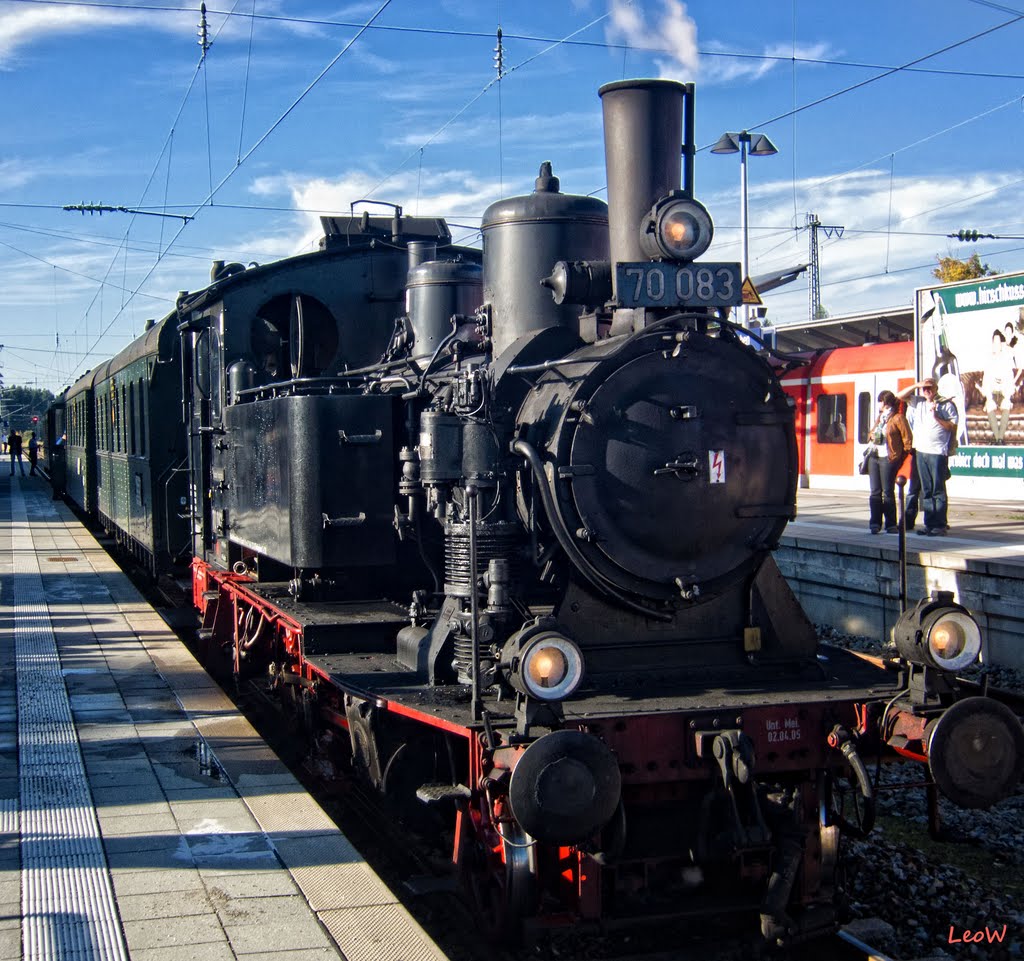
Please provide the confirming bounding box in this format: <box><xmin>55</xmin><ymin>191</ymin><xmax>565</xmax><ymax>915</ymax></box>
<box><xmin>461</xmin><ymin>820</ymin><xmax>536</xmax><ymax>942</ymax></box>
<box><xmin>381</xmin><ymin>740</ymin><xmax>445</xmax><ymax>835</ymax></box>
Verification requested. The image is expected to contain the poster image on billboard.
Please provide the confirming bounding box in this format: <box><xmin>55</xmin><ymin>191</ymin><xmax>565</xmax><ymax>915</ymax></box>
<box><xmin>915</xmin><ymin>271</ymin><xmax>1024</xmax><ymax>451</ymax></box>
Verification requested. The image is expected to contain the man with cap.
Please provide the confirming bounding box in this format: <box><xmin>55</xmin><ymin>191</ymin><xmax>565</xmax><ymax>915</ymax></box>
<box><xmin>896</xmin><ymin>377</ymin><xmax>958</xmax><ymax>535</ymax></box>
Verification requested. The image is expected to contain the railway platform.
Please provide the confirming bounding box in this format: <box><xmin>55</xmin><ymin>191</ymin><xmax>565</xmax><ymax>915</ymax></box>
<box><xmin>781</xmin><ymin>487</ymin><xmax>1024</xmax><ymax>669</ymax></box>
<box><xmin>0</xmin><ymin>473</ymin><xmax>446</xmax><ymax>961</ymax></box>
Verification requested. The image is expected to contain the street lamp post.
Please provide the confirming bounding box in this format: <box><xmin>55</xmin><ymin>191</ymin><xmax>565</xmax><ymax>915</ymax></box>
<box><xmin>710</xmin><ymin>130</ymin><xmax>778</xmax><ymax>328</ymax></box>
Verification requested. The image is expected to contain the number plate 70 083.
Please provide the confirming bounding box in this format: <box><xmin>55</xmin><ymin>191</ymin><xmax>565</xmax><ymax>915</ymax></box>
<box><xmin>616</xmin><ymin>262</ymin><xmax>743</xmax><ymax>308</ymax></box>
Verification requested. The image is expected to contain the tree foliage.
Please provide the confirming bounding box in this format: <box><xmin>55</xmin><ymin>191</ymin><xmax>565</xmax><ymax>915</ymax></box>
<box><xmin>932</xmin><ymin>252</ymin><xmax>998</xmax><ymax>284</ymax></box>
<box><xmin>1</xmin><ymin>385</ymin><xmax>55</xmax><ymax>431</ymax></box>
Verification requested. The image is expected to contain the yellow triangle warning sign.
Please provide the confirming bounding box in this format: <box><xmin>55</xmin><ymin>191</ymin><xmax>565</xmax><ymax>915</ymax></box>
<box><xmin>741</xmin><ymin>277</ymin><xmax>763</xmax><ymax>305</ymax></box>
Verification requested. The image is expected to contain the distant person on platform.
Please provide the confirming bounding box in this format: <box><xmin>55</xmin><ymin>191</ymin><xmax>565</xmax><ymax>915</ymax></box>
<box><xmin>8</xmin><ymin>430</ymin><xmax>25</xmax><ymax>477</ymax></box>
<box><xmin>897</xmin><ymin>378</ymin><xmax>957</xmax><ymax>536</ymax></box>
<box><xmin>824</xmin><ymin>412</ymin><xmax>847</xmax><ymax>443</ymax></box>
<box><xmin>27</xmin><ymin>432</ymin><xmax>39</xmax><ymax>475</ymax></box>
<box><xmin>865</xmin><ymin>390</ymin><xmax>913</xmax><ymax>534</ymax></box>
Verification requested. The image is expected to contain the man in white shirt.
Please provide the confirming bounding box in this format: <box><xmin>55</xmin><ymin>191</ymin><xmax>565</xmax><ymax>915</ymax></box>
<box><xmin>896</xmin><ymin>378</ymin><xmax>958</xmax><ymax>536</ymax></box>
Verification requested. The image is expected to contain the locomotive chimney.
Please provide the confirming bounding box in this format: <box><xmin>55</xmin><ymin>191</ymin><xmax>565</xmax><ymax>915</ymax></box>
<box><xmin>407</xmin><ymin>241</ymin><xmax>437</xmax><ymax>272</ymax></box>
<box><xmin>598</xmin><ymin>79</ymin><xmax>686</xmax><ymax>297</ymax></box>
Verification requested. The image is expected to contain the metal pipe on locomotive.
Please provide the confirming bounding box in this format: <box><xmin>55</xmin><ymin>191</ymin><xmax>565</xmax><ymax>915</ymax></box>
<box><xmin>57</xmin><ymin>78</ymin><xmax>1022</xmax><ymax>947</ymax></box>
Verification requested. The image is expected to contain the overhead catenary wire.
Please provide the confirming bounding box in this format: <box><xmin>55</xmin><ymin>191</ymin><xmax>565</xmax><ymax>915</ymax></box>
<box><xmin>363</xmin><ymin>8</ymin><xmax>612</xmax><ymax>201</ymax></box>
<box><xmin>6</xmin><ymin>1</ymin><xmax>1024</xmax><ymax>391</ymax></box>
<box><xmin>8</xmin><ymin>0</ymin><xmax>1024</xmax><ymax>82</ymax></box>
<box><xmin>236</xmin><ymin>0</ymin><xmax>257</xmax><ymax>166</ymax></box>
<box><xmin>63</xmin><ymin>0</ymin><xmax>397</xmax><ymax>385</ymax></box>
<box><xmin>698</xmin><ymin>13</ymin><xmax>1024</xmax><ymax>152</ymax></box>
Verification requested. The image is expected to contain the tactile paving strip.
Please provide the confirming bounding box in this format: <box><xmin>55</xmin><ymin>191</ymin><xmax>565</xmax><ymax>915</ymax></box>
<box><xmin>12</xmin><ymin>483</ymin><xmax>129</xmax><ymax>961</ymax></box>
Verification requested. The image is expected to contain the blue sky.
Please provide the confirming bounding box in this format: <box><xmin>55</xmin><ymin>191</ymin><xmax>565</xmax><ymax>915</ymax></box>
<box><xmin>2</xmin><ymin>0</ymin><xmax>1023</xmax><ymax>392</ymax></box>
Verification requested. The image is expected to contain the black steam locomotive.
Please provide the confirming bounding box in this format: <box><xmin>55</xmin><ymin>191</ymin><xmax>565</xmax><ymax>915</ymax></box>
<box><xmin>50</xmin><ymin>79</ymin><xmax>1023</xmax><ymax>946</ymax></box>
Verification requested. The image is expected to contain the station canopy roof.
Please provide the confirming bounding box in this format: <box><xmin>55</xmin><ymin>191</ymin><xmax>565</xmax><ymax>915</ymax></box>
<box><xmin>770</xmin><ymin>305</ymin><xmax>914</xmax><ymax>353</ymax></box>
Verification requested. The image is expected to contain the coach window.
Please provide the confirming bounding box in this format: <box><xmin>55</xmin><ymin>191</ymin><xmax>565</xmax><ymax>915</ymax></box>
<box><xmin>128</xmin><ymin>383</ymin><xmax>137</xmax><ymax>455</ymax></box>
<box><xmin>140</xmin><ymin>381</ymin><xmax>147</xmax><ymax>457</ymax></box>
<box><xmin>857</xmin><ymin>391</ymin><xmax>873</xmax><ymax>445</ymax></box>
<box><xmin>122</xmin><ymin>384</ymin><xmax>128</xmax><ymax>453</ymax></box>
<box><xmin>209</xmin><ymin>320</ymin><xmax>223</xmax><ymax>420</ymax></box>
<box><xmin>816</xmin><ymin>393</ymin><xmax>848</xmax><ymax>444</ymax></box>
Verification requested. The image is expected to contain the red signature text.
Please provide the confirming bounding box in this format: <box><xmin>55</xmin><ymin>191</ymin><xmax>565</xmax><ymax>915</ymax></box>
<box><xmin>948</xmin><ymin>925</ymin><xmax>1008</xmax><ymax>944</ymax></box>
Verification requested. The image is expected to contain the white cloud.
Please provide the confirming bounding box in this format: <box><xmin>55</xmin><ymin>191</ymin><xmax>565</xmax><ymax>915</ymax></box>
<box><xmin>707</xmin><ymin>168</ymin><xmax>1023</xmax><ymax>320</ymax></box>
<box><xmin>699</xmin><ymin>41</ymin><xmax>834</xmax><ymax>85</ymax></box>
<box><xmin>243</xmin><ymin>166</ymin><xmax>511</xmax><ymax>256</ymax></box>
<box><xmin>606</xmin><ymin>0</ymin><xmax>699</xmax><ymax>78</ymax></box>
<box><xmin>606</xmin><ymin>4</ymin><xmax>835</xmax><ymax>87</ymax></box>
<box><xmin>389</xmin><ymin>109</ymin><xmax>601</xmax><ymax>151</ymax></box>
<box><xmin>0</xmin><ymin>3</ymin><xmax>196</xmax><ymax>66</ymax></box>
<box><xmin>0</xmin><ymin>157</ymin><xmax>33</xmax><ymax>189</ymax></box>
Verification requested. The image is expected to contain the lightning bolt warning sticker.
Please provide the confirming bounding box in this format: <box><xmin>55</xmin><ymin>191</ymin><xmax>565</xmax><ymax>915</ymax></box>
<box><xmin>709</xmin><ymin>450</ymin><xmax>725</xmax><ymax>484</ymax></box>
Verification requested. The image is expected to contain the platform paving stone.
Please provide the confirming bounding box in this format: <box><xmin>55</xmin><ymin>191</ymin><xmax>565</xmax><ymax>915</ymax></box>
<box><xmin>219</xmin><ymin>896</ymin><xmax>336</xmax><ymax>954</ymax></box>
<box><xmin>115</xmin><ymin>888</ymin><xmax>217</xmax><ymax>922</ymax></box>
<box><xmin>129</xmin><ymin>943</ymin><xmax>237</xmax><ymax>961</ymax></box>
<box><xmin>0</xmin><ymin>903</ymin><xmax>18</xmax><ymax>931</ymax></box>
<box><xmin>0</xmin><ymin>926</ymin><xmax>20</xmax><ymax>960</ymax></box>
<box><xmin>98</xmin><ymin>811</ymin><xmax>181</xmax><ymax>837</ymax></box>
<box><xmin>111</xmin><ymin>867</ymin><xmax>209</xmax><ymax>897</ymax></box>
<box><xmin>203</xmin><ymin>869</ymin><xmax>302</xmax><ymax>900</ymax></box>
<box><xmin>91</xmin><ymin>781</ymin><xmax>168</xmax><ymax>804</ymax></box>
<box><xmin>239</xmin><ymin>950</ymin><xmax>342</xmax><ymax>961</ymax></box>
<box><xmin>2</xmin><ymin>479</ymin><xmax>451</xmax><ymax>961</ymax></box>
<box><xmin>122</xmin><ymin>912</ymin><xmax>230</xmax><ymax>952</ymax></box>
<box><xmin>93</xmin><ymin>798</ymin><xmax>174</xmax><ymax>819</ymax></box>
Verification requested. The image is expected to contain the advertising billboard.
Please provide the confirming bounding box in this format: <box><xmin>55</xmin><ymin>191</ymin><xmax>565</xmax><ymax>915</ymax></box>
<box><xmin>915</xmin><ymin>270</ymin><xmax>1024</xmax><ymax>482</ymax></box>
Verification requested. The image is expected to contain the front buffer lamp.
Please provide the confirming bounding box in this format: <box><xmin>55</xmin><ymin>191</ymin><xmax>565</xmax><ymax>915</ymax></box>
<box><xmin>502</xmin><ymin>622</ymin><xmax>584</xmax><ymax>702</ymax></box>
<box><xmin>640</xmin><ymin>194</ymin><xmax>714</xmax><ymax>262</ymax></box>
<box><xmin>892</xmin><ymin>591</ymin><xmax>982</xmax><ymax>673</ymax></box>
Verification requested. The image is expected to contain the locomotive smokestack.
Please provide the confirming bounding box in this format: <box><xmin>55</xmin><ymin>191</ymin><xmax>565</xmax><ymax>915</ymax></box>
<box><xmin>407</xmin><ymin>241</ymin><xmax>437</xmax><ymax>271</ymax></box>
<box><xmin>598</xmin><ymin>79</ymin><xmax>686</xmax><ymax>295</ymax></box>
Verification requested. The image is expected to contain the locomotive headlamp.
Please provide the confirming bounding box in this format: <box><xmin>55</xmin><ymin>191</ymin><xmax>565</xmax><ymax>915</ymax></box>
<box><xmin>502</xmin><ymin>625</ymin><xmax>584</xmax><ymax>702</ymax></box>
<box><xmin>893</xmin><ymin>591</ymin><xmax>982</xmax><ymax>672</ymax></box>
<box><xmin>640</xmin><ymin>194</ymin><xmax>713</xmax><ymax>262</ymax></box>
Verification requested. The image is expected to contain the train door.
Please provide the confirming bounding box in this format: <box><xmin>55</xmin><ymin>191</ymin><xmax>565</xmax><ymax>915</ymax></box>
<box><xmin>854</xmin><ymin>376</ymin><xmax>882</xmax><ymax>451</ymax></box>
<box><xmin>809</xmin><ymin>378</ymin><xmax>854</xmax><ymax>480</ymax></box>
<box><xmin>801</xmin><ymin>343</ymin><xmax>916</xmax><ymax>489</ymax></box>
<box><xmin>182</xmin><ymin>306</ymin><xmax>225</xmax><ymax>566</ymax></box>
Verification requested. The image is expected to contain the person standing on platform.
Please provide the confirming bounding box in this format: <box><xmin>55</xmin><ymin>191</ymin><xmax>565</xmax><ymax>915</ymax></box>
<box><xmin>897</xmin><ymin>378</ymin><xmax>957</xmax><ymax>536</ymax></box>
<box><xmin>865</xmin><ymin>391</ymin><xmax>912</xmax><ymax>533</ymax></box>
<box><xmin>27</xmin><ymin>432</ymin><xmax>39</xmax><ymax>475</ymax></box>
<box><xmin>9</xmin><ymin>430</ymin><xmax>25</xmax><ymax>476</ymax></box>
